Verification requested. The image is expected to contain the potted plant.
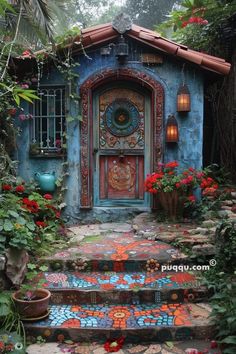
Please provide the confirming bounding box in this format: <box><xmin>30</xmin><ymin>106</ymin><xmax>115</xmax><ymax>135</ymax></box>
<box><xmin>12</xmin><ymin>263</ymin><xmax>50</xmax><ymax>320</ymax></box>
<box><xmin>144</xmin><ymin>161</ymin><xmax>219</xmax><ymax>220</ymax></box>
<box><xmin>0</xmin><ymin>292</ymin><xmax>26</xmax><ymax>353</ymax></box>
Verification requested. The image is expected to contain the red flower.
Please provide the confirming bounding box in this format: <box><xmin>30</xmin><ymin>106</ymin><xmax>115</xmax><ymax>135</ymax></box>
<box><xmin>5</xmin><ymin>344</ymin><xmax>14</xmax><ymax>351</ymax></box>
<box><xmin>0</xmin><ymin>341</ymin><xmax>5</xmax><ymax>350</ymax></box>
<box><xmin>104</xmin><ymin>337</ymin><xmax>125</xmax><ymax>352</ymax></box>
<box><xmin>55</xmin><ymin>211</ymin><xmax>61</xmax><ymax>218</ymax></box>
<box><xmin>28</xmin><ymin>200</ymin><xmax>39</xmax><ymax>213</ymax></box>
<box><xmin>22</xmin><ymin>198</ymin><xmax>39</xmax><ymax>213</ymax></box>
<box><xmin>2</xmin><ymin>184</ymin><xmax>12</xmax><ymax>191</ymax></box>
<box><xmin>188</xmin><ymin>195</ymin><xmax>196</xmax><ymax>203</ymax></box>
<box><xmin>181</xmin><ymin>21</ymin><xmax>188</xmax><ymax>28</ymax></box>
<box><xmin>22</xmin><ymin>197</ymin><xmax>31</xmax><ymax>205</ymax></box>
<box><xmin>44</xmin><ymin>194</ymin><xmax>53</xmax><ymax>200</ymax></box>
<box><xmin>15</xmin><ymin>185</ymin><xmax>25</xmax><ymax>193</ymax></box>
<box><xmin>210</xmin><ymin>340</ymin><xmax>217</xmax><ymax>349</ymax></box>
<box><xmin>165</xmin><ymin>161</ymin><xmax>179</xmax><ymax>168</ymax></box>
<box><xmin>22</xmin><ymin>50</ymin><xmax>32</xmax><ymax>57</ymax></box>
<box><xmin>8</xmin><ymin>108</ymin><xmax>17</xmax><ymax>116</ymax></box>
<box><xmin>35</xmin><ymin>221</ymin><xmax>47</xmax><ymax>228</ymax></box>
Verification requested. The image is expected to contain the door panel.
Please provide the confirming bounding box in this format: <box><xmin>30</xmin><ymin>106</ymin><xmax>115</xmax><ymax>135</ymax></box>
<box><xmin>94</xmin><ymin>86</ymin><xmax>150</xmax><ymax>207</ymax></box>
<box><xmin>99</xmin><ymin>155</ymin><xmax>144</xmax><ymax>200</ymax></box>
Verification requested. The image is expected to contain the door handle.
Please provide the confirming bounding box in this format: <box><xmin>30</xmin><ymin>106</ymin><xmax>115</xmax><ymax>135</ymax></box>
<box><xmin>118</xmin><ymin>149</ymin><xmax>124</xmax><ymax>158</ymax></box>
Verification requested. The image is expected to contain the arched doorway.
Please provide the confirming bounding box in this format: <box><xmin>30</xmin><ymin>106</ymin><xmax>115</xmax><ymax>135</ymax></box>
<box><xmin>80</xmin><ymin>68</ymin><xmax>164</xmax><ymax>209</ymax></box>
<box><xmin>93</xmin><ymin>82</ymin><xmax>150</xmax><ymax>207</ymax></box>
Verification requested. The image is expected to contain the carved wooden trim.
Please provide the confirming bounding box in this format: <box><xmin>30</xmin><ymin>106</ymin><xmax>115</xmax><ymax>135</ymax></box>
<box><xmin>80</xmin><ymin>68</ymin><xmax>164</xmax><ymax>208</ymax></box>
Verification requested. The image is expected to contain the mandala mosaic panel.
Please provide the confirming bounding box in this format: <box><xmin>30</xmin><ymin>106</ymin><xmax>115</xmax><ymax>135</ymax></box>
<box><xmin>99</xmin><ymin>88</ymin><xmax>145</xmax><ymax>149</ymax></box>
<box><xmin>32</xmin><ymin>303</ymin><xmax>193</xmax><ymax>329</ymax></box>
<box><xmin>104</xmin><ymin>99</ymin><xmax>140</xmax><ymax>137</ymax></box>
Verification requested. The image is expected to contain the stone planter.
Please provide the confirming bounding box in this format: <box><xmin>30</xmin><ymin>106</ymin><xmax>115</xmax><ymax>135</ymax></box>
<box><xmin>12</xmin><ymin>288</ymin><xmax>51</xmax><ymax>319</ymax></box>
<box><xmin>157</xmin><ymin>190</ymin><xmax>183</xmax><ymax>220</ymax></box>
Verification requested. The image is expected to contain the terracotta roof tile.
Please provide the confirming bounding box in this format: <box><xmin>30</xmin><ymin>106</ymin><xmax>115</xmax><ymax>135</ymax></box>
<box><xmin>33</xmin><ymin>22</ymin><xmax>231</xmax><ymax>75</ymax></box>
<box><xmin>88</xmin><ymin>27</ymin><xmax>117</xmax><ymax>42</ymax></box>
<box><xmin>153</xmin><ymin>38</ymin><xmax>178</xmax><ymax>55</ymax></box>
<box><xmin>82</xmin><ymin>23</ymin><xmax>111</xmax><ymax>34</ymax></box>
<box><xmin>138</xmin><ymin>31</ymin><xmax>156</xmax><ymax>41</ymax></box>
<box><xmin>176</xmin><ymin>48</ymin><xmax>203</xmax><ymax>65</ymax></box>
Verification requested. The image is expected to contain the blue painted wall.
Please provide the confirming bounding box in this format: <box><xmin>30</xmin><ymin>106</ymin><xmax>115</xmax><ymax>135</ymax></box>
<box><xmin>16</xmin><ymin>38</ymin><xmax>204</xmax><ymax>219</ymax></box>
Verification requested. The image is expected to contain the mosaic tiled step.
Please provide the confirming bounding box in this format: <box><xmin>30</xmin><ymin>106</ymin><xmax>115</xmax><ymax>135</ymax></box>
<box><xmin>44</xmin><ymin>233</ymin><xmax>188</xmax><ymax>272</ymax></box>
<box><xmin>24</xmin><ymin>303</ymin><xmax>213</xmax><ymax>343</ymax></box>
<box><xmin>43</xmin><ymin>271</ymin><xmax>207</xmax><ymax>305</ymax></box>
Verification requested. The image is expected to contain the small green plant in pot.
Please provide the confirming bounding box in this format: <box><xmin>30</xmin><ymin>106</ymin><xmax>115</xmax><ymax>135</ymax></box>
<box><xmin>12</xmin><ymin>263</ymin><xmax>51</xmax><ymax>320</ymax></box>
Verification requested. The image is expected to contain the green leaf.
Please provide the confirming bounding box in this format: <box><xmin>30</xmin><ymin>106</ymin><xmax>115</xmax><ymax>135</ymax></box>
<box><xmin>8</xmin><ymin>210</ymin><xmax>19</xmax><ymax>218</ymax></box>
<box><xmin>64</xmin><ymin>340</ymin><xmax>74</xmax><ymax>344</ymax></box>
<box><xmin>16</xmin><ymin>217</ymin><xmax>26</xmax><ymax>225</ymax></box>
<box><xmin>223</xmin><ymin>349</ymin><xmax>236</xmax><ymax>354</ymax></box>
<box><xmin>66</xmin><ymin>115</ymin><xmax>75</xmax><ymax>122</ymax></box>
<box><xmin>3</xmin><ymin>220</ymin><xmax>13</xmax><ymax>231</ymax></box>
<box><xmin>220</xmin><ymin>336</ymin><xmax>236</xmax><ymax>344</ymax></box>
<box><xmin>13</xmin><ymin>94</ymin><xmax>20</xmax><ymax>106</ymax></box>
<box><xmin>0</xmin><ymin>303</ymin><xmax>11</xmax><ymax>317</ymax></box>
<box><xmin>0</xmin><ymin>293</ymin><xmax>11</xmax><ymax>304</ymax></box>
<box><xmin>27</xmin><ymin>222</ymin><xmax>36</xmax><ymax>231</ymax></box>
<box><xmin>39</xmin><ymin>265</ymin><xmax>48</xmax><ymax>272</ymax></box>
<box><xmin>17</xmin><ymin>93</ymin><xmax>34</xmax><ymax>103</ymax></box>
<box><xmin>165</xmin><ymin>341</ymin><xmax>174</xmax><ymax>349</ymax></box>
<box><xmin>27</xmin><ymin>263</ymin><xmax>37</xmax><ymax>270</ymax></box>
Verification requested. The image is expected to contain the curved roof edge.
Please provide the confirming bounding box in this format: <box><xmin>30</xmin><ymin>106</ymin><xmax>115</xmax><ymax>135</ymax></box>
<box><xmin>77</xmin><ymin>22</ymin><xmax>231</xmax><ymax>75</ymax></box>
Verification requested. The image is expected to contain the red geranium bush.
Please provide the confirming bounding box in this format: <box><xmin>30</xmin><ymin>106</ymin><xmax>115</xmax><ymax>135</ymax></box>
<box><xmin>145</xmin><ymin>161</ymin><xmax>219</xmax><ymax>205</ymax></box>
<box><xmin>0</xmin><ymin>181</ymin><xmax>64</xmax><ymax>255</ymax></box>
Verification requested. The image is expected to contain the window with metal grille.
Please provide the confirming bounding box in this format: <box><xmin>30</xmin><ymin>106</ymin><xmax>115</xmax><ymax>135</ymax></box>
<box><xmin>30</xmin><ymin>86</ymin><xmax>66</xmax><ymax>154</ymax></box>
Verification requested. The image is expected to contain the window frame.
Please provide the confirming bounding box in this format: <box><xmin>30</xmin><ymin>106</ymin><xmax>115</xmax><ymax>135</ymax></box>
<box><xmin>29</xmin><ymin>85</ymin><xmax>67</xmax><ymax>158</ymax></box>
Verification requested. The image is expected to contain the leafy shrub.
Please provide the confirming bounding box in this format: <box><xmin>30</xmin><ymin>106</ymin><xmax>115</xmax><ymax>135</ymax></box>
<box><xmin>0</xmin><ymin>182</ymin><xmax>64</xmax><ymax>256</ymax></box>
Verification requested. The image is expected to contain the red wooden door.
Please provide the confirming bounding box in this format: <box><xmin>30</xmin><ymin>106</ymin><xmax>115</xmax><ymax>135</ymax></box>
<box><xmin>94</xmin><ymin>86</ymin><xmax>150</xmax><ymax>207</ymax></box>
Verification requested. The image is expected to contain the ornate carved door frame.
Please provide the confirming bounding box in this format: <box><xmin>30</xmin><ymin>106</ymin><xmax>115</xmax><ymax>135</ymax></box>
<box><xmin>80</xmin><ymin>68</ymin><xmax>164</xmax><ymax>209</ymax></box>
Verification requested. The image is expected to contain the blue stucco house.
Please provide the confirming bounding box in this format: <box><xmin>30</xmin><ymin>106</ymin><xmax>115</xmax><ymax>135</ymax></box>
<box><xmin>15</xmin><ymin>14</ymin><xmax>230</xmax><ymax>222</ymax></box>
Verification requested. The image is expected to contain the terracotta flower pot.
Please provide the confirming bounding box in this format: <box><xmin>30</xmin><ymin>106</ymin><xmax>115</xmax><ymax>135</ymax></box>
<box><xmin>157</xmin><ymin>190</ymin><xmax>183</xmax><ymax>220</ymax></box>
<box><xmin>12</xmin><ymin>288</ymin><xmax>51</xmax><ymax>319</ymax></box>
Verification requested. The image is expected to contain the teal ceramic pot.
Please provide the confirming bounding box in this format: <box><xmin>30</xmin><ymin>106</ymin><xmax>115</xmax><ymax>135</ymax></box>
<box><xmin>34</xmin><ymin>172</ymin><xmax>56</xmax><ymax>192</ymax></box>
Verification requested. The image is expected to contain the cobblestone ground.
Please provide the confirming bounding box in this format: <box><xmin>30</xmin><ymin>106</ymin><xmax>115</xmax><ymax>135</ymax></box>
<box><xmin>27</xmin><ymin>339</ymin><xmax>220</xmax><ymax>354</ymax></box>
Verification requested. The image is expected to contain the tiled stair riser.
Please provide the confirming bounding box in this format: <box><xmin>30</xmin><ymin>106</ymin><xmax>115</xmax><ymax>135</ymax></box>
<box><xmin>25</xmin><ymin>325</ymin><xmax>214</xmax><ymax>343</ymax></box>
<box><xmin>49</xmin><ymin>288</ymin><xmax>208</xmax><ymax>305</ymax></box>
<box><xmin>43</xmin><ymin>272</ymin><xmax>208</xmax><ymax>305</ymax></box>
<box><xmin>24</xmin><ymin>303</ymin><xmax>213</xmax><ymax>342</ymax></box>
<box><xmin>46</xmin><ymin>259</ymin><xmax>192</xmax><ymax>272</ymax></box>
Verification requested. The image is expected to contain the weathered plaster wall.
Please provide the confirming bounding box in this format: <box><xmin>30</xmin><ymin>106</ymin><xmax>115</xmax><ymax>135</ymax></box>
<box><xmin>16</xmin><ymin>38</ymin><xmax>204</xmax><ymax>219</ymax></box>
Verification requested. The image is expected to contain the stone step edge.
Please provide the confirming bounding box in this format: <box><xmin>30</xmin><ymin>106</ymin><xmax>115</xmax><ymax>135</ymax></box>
<box><xmin>24</xmin><ymin>302</ymin><xmax>213</xmax><ymax>342</ymax></box>
<box><xmin>41</xmin><ymin>256</ymin><xmax>200</xmax><ymax>272</ymax></box>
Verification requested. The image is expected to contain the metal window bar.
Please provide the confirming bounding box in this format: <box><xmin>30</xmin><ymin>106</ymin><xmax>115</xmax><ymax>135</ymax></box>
<box><xmin>30</xmin><ymin>87</ymin><xmax>66</xmax><ymax>151</ymax></box>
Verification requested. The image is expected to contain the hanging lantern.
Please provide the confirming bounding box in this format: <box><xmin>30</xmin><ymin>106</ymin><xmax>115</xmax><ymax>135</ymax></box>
<box><xmin>177</xmin><ymin>84</ymin><xmax>191</xmax><ymax>112</ymax></box>
<box><xmin>115</xmin><ymin>35</ymin><xmax>129</xmax><ymax>64</ymax></box>
<box><xmin>166</xmin><ymin>114</ymin><xmax>179</xmax><ymax>143</ymax></box>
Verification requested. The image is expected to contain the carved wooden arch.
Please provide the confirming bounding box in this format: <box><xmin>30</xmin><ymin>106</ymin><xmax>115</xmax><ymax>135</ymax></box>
<box><xmin>80</xmin><ymin>68</ymin><xmax>164</xmax><ymax>208</ymax></box>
